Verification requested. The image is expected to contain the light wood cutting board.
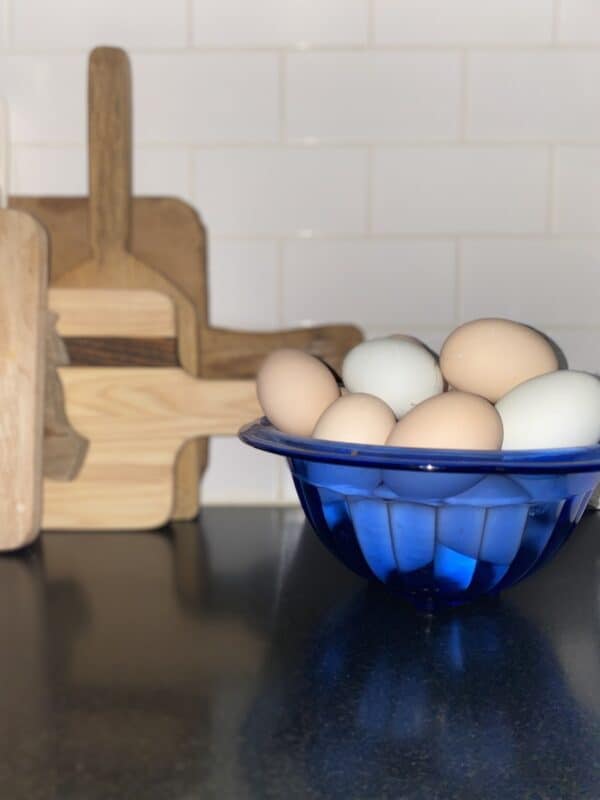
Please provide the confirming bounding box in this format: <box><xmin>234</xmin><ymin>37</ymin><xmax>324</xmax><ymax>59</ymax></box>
<box><xmin>0</xmin><ymin>210</ymin><xmax>47</xmax><ymax>549</ymax></box>
<box><xmin>44</xmin><ymin>289</ymin><xmax>260</xmax><ymax>529</ymax></box>
<box><xmin>43</xmin><ymin>367</ymin><xmax>261</xmax><ymax>530</ymax></box>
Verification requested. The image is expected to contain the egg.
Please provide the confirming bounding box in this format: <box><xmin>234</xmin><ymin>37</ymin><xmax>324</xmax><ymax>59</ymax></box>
<box><xmin>342</xmin><ymin>337</ymin><xmax>443</xmax><ymax>417</ymax></box>
<box><xmin>257</xmin><ymin>349</ymin><xmax>339</xmax><ymax>437</ymax></box>
<box><xmin>386</xmin><ymin>391</ymin><xmax>503</xmax><ymax>450</ymax></box>
<box><xmin>313</xmin><ymin>393</ymin><xmax>396</xmax><ymax>446</ymax></box>
<box><xmin>440</xmin><ymin>318</ymin><xmax>559</xmax><ymax>402</ymax></box>
<box><xmin>496</xmin><ymin>370</ymin><xmax>600</xmax><ymax>449</ymax></box>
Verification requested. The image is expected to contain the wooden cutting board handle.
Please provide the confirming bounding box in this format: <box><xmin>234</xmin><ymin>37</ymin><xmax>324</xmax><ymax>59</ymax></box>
<box><xmin>89</xmin><ymin>47</ymin><xmax>131</xmax><ymax>261</ymax></box>
<box><xmin>201</xmin><ymin>324</ymin><xmax>362</xmax><ymax>377</ymax></box>
<box><xmin>0</xmin><ymin>210</ymin><xmax>47</xmax><ymax>549</ymax></box>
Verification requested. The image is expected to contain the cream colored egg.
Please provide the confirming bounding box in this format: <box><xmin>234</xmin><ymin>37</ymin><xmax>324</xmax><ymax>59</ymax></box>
<box><xmin>257</xmin><ymin>349</ymin><xmax>339</xmax><ymax>437</ymax></box>
<box><xmin>386</xmin><ymin>391</ymin><xmax>503</xmax><ymax>450</ymax></box>
<box><xmin>496</xmin><ymin>370</ymin><xmax>600</xmax><ymax>449</ymax></box>
<box><xmin>313</xmin><ymin>393</ymin><xmax>396</xmax><ymax>446</ymax></box>
<box><xmin>440</xmin><ymin>318</ymin><xmax>558</xmax><ymax>403</ymax></box>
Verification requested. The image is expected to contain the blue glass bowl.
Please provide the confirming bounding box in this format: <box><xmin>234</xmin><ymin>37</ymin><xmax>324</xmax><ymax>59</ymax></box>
<box><xmin>240</xmin><ymin>418</ymin><xmax>600</xmax><ymax>611</ymax></box>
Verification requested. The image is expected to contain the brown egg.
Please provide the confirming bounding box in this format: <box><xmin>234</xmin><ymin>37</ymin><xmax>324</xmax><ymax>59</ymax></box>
<box><xmin>257</xmin><ymin>349</ymin><xmax>339</xmax><ymax>437</ymax></box>
<box><xmin>440</xmin><ymin>318</ymin><xmax>558</xmax><ymax>402</ymax></box>
<box><xmin>386</xmin><ymin>391</ymin><xmax>503</xmax><ymax>450</ymax></box>
<box><xmin>313</xmin><ymin>393</ymin><xmax>396</xmax><ymax>446</ymax></box>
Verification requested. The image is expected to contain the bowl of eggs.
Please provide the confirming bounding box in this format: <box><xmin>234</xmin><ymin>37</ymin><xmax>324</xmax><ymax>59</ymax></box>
<box><xmin>240</xmin><ymin>319</ymin><xmax>600</xmax><ymax>611</ymax></box>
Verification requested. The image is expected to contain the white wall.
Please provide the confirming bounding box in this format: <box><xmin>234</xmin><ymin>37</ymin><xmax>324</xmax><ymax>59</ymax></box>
<box><xmin>2</xmin><ymin>0</ymin><xmax>600</xmax><ymax>504</ymax></box>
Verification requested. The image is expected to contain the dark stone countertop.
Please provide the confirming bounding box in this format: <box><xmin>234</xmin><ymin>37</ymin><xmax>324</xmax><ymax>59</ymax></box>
<box><xmin>1</xmin><ymin>507</ymin><xmax>599</xmax><ymax>799</ymax></box>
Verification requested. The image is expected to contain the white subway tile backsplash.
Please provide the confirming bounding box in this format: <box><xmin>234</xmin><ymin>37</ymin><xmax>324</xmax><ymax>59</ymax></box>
<box><xmin>540</xmin><ymin>329</ymin><xmax>600</xmax><ymax>373</ymax></box>
<box><xmin>559</xmin><ymin>0</ymin><xmax>600</xmax><ymax>43</ymax></box>
<box><xmin>374</xmin><ymin>0</ymin><xmax>554</xmax><ymax>44</ymax></box>
<box><xmin>286</xmin><ymin>52</ymin><xmax>460</xmax><ymax>142</ymax></box>
<box><xmin>0</xmin><ymin>2</ymin><xmax>5</xmax><ymax>48</ymax></box>
<box><xmin>10</xmin><ymin>145</ymin><xmax>192</xmax><ymax>200</ymax></box>
<box><xmin>193</xmin><ymin>147</ymin><xmax>368</xmax><ymax>235</ymax></box>
<box><xmin>0</xmin><ymin>54</ymin><xmax>278</xmax><ymax>146</ymax></box>
<box><xmin>13</xmin><ymin>0</ymin><xmax>187</xmax><ymax>49</ymax></box>
<box><xmin>555</xmin><ymin>147</ymin><xmax>600</xmax><ymax>233</ymax></box>
<box><xmin>373</xmin><ymin>147</ymin><xmax>548</xmax><ymax>234</ymax></box>
<box><xmin>0</xmin><ymin>55</ymin><xmax>86</xmax><ymax>144</ymax></box>
<box><xmin>134</xmin><ymin>148</ymin><xmax>192</xmax><ymax>201</ymax></box>
<box><xmin>203</xmin><ymin>437</ymin><xmax>279</xmax><ymax>504</ymax></box>
<box><xmin>11</xmin><ymin>145</ymin><xmax>85</xmax><ymax>194</ymax></box>
<box><xmin>461</xmin><ymin>238</ymin><xmax>600</xmax><ymax>326</ymax></box>
<box><xmin>282</xmin><ymin>240</ymin><xmax>456</xmax><ymax>327</ymax></box>
<box><xmin>193</xmin><ymin>0</ymin><xmax>368</xmax><ymax>47</ymax></box>
<box><xmin>208</xmin><ymin>240</ymin><xmax>279</xmax><ymax>329</ymax></box>
<box><xmin>132</xmin><ymin>54</ymin><xmax>278</xmax><ymax>145</ymax></box>
<box><xmin>3</xmin><ymin>2</ymin><xmax>599</xmax><ymax>505</ymax></box>
<box><xmin>468</xmin><ymin>53</ymin><xmax>600</xmax><ymax>141</ymax></box>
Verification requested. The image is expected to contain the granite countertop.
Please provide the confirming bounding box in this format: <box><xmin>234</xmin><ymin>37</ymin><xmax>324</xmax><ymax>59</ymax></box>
<box><xmin>1</xmin><ymin>507</ymin><xmax>599</xmax><ymax>799</ymax></box>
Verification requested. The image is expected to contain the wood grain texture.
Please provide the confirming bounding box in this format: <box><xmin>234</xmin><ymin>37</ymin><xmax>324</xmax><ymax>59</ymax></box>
<box><xmin>9</xmin><ymin>197</ymin><xmax>207</xmax><ymax>313</ymax></box>
<box><xmin>50</xmin><ymin>286</ymin><xmax>178</xmax><ymax>366</ymax></box>
<box><xmin>50</xmin><ymin>288</ymin><xmax>175</xmax><ymax>337</ymax></box>
<box><xmin>14</xmin><ymin>196</ymin><xmax>207</xmax><ymax>523</ymax></box>
<box><xmin>43</xmin><ymin>312</ymin><xmax>89</xmax><ymax>481</ymax></box>
<box><xmin>0</xmin><ymin>209</ymin><xmax>47</xmax><ymax>550</ymax></box>
<box><xmin>64</xmin><ymin>337</ymin><xmax>177</xmax><ymax>367</ymax></box>
<box><xmin>201</xmin><ymin>324</ymin><xmax>362</xmax><ymax>378</ymax></box>
<box><xmin>11</xmin><ymin>195</ymin><xmax>209</xmax><ymax>518</ymax></box>
<box><xmin>50</xmin><ymin>47</ymin><xmax>203</xmax><ymax>520</ymax></box>
<box><xmin>43</xmin><ymin>368</ymin><xmax>261</xmax><ymax>530</ymax></box>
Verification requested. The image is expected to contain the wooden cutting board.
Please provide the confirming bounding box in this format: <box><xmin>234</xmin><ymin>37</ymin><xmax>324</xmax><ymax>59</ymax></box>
<box><xmin>43</xmin><ymin>366</ymin><xmax>261</xmax><ymax>530</ymax></box>
<box><xmin>41</xmin><ymin>47</ymin><xmax>203</xmax><ymax>522</ymax></box>
<box><xmin>0</xmin><ymin>210</ymin><xmax>47</xmax><ymax>550</ymax></box>
<box><xmin>14</xmin><ymin>45</ymin><xmax>362</xmax><ymax>525</ymax></box>
<box><xmin>44</xmin><ymin>289</ymin><xmax>261</xmax><ymax>529</ymax></box>
<box><xmin>44</xmin><ymin>289</ymin><xmax>358</xmax><ymax>530</ymax></box>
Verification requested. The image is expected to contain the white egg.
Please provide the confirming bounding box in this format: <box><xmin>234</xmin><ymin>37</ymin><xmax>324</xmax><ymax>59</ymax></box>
<box><xmin>496</xmin><ymin>370</ymin><xmax>600</xmax><ymax>449</ymax></box>
<box><xmin>342</xmin><ymin>337</ymin><xmax>443</xmax><ymax>417</ymax></box>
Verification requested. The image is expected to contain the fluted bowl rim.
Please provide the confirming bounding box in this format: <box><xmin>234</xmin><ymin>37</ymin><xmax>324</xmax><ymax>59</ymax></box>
<box><xmin>239</xmin><ymin>418</ymin><xmax>600</xmax><ymax>474</ymax></box>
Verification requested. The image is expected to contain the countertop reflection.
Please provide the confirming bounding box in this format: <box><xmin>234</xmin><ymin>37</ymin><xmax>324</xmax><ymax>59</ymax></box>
<box><xmin>0</xmin><ymin>507</ymin><xmax>599</xmax><ymax>799</ymax></box>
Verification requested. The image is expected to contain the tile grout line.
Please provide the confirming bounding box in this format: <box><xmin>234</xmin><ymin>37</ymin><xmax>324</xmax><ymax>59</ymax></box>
<box><xmin>276</xmin><ymin>239</ymin><xmax>285</xmax><ymax>329</ymax></box>
<box><xmin>154</xmin><ymin>231</ymin><xmax>600</xmax><ymax>242</ymax></box>
<box><xmin>8</xmin><ymin>44</ymin><xmax>600</xmax><ymax>55</ymax></box>
<box><xmin>546</xmin><ymin>145</ymin><xmax>556</xmax><ymax>234</ymax></box>
<box><xmin>366</xmin><ymin>145</ymin><xmax>374</xmax><ymax>235</ymax></box>
<box><xmin>367</xmin><ymin>0</ymin><xmax>375</xmax><ymax>46</ymax></box>
<box><xmin>12</xmin><ymin>140</ymin><xmax>600</xmax><ymax>149</ymax></box>
<box><xmin>552</xmin><ymin>0</ymin><xmax>562</xmax><ymax>44</ymax></box>
<box><xmin>454</xmin><ymin>238</ymin><xmax>463</xmax><ymax>324</ymax></box>
<box><xmin>186</xmin><ymin>0</ymin><xmax>194</xmax><ymax>48</ymax></box>
<box><xmin>459</xmin><ymin>50</ymin><xmax>469</xmax><ymax>141</ymax></box>
<box><xmin>278</xmin><ymin>51</ymin><xmax>286</xmax><ymax>143</ymax></box>
<box><xmin>187</xmin><ymin>147</ymin><xmax>195</xmax><ymax>205</ymax></box>
<box><xmin>3</xmin><ymin>0</ymin><xmax>11</xmax><ymax>48</ymax></box>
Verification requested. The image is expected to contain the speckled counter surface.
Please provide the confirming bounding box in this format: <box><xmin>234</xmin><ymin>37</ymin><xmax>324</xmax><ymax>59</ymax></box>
<box><xmin>1</xmin><ymin>507</ymin><xmax>599</xmax><ymax>799</ymax></box>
